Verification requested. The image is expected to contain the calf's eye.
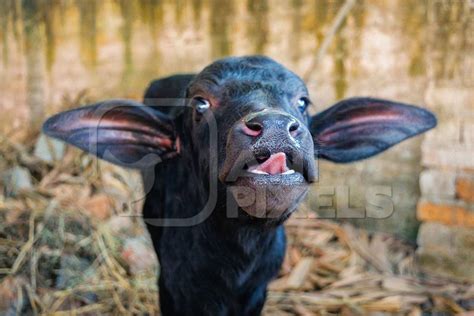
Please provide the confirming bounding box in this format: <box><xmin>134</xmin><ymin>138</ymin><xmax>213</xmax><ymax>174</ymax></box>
<box><xmin>297</xmin><ymin>97</ymin><xmax>309</xmax><ymax>113</ymax></box>
<box><xmin>191</xmin><ymin>97</ymin><xmax>210</xmax><ymax>114</ymax></box>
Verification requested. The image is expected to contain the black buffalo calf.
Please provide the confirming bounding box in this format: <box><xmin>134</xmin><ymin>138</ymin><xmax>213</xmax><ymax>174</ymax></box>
<box><xmin>43</xmin><ymin>56</ymin><xmax>436</xmax><ymax>315</ymax></box>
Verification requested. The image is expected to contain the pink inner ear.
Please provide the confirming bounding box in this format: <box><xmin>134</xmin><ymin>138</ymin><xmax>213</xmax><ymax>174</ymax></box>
<box><xmin>338</xmin><ymin>112</ymin><xmax>401</xmax><ymax>125</ymax></box>
<box><xmin>73</xmin><ymin>115</ymin><xmax>174</xmax><ymax>150</ymax></box>
<box><xmin>77</xmin><ymin>116</ymin><xmax>161</xmax><ymax>137</ymax></box>
<box><xmin>318</xmin><ymin>110</ymin><xmax>402</xmax><ymax>143</ymax></box>
<box><xmin>156</xmin><ymin>137</ymin><xmax>173</xmax><ymax>149</ymax></box>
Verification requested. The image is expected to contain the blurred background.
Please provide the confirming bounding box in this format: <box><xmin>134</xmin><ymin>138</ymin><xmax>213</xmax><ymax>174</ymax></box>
<box><xmin>0</xmin><ymin>0</ymin><xmax>473</xmax><ymax>314</ymax></box>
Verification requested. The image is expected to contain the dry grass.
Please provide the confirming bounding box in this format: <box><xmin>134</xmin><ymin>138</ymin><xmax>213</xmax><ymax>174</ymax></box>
<box><xmin>0</xmin><ymin>134</ymin><xmax>473</xmax><ymax>315</ymax></box>
<box><xmin>265</xmin><ymin>217</ymin><xmax>474</xmax><ymax>315</ymax></box>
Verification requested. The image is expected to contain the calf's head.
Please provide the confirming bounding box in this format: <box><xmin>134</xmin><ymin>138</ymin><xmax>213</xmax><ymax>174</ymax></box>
<box><xmin>43</xmin><ymin>56</ymin><xmax>436</xmax><ymax>223</ymax></box>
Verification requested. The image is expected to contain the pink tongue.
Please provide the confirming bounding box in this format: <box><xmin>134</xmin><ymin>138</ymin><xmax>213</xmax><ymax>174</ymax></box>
<box><xmin>254</xmin><ymin>152</ymin><xmax>288</xmax><ymax>175</ymax></box>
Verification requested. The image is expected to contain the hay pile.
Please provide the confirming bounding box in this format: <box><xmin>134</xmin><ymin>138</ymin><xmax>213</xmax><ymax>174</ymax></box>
<box><xmin>0</xmin><ymin>134</ymin><xmax>159</xmax><ymax>314</ymax></box>
<box><xmin>265</xmin><ymin>218</ymin><xmax>474</xmax><ymax>315</ymax></box>
<box><xmin>0</xmin><ymin>134</ymin><xmax>473</xmax><ymax>315</ymax></box>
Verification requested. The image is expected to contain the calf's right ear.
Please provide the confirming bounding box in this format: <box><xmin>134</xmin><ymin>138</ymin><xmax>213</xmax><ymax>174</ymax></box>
<box><xmin>42</xmin><ymin>99</ymin><xmax>178</xmax><ymax>169</ymax></box>
<box><xmin>309</xmin><ymin>97</ymin><xmax>437</xmax><ymax>163</ymax></box>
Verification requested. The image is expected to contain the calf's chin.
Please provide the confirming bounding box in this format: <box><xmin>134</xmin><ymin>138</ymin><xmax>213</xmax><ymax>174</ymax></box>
<box><xmin>228</xmin><ymin>176</ymin><xmax>310</xmax><ymax>219</ymax></box>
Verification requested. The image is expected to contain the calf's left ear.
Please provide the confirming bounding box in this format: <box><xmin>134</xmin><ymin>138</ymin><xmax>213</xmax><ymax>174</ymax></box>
<box><xmin>310</xmin><ymin>97</ymin><xmax>437</xmax><ymax>163</ymax></box>
<box><xmin>43</xmin><ymin>99</ymin><xmax>178</xmax><ymax>169</ymax></box>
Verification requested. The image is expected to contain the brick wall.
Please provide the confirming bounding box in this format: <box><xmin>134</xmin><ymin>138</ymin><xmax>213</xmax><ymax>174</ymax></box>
<box><xmin>416</xmin><ymin>84</ymin><xmax>474</xmax><ymax>282</ymax></box>
<box><xmin>415</xmin><ymin>1</ymin><xmax>474</xmax><ymax>282</ymax></box>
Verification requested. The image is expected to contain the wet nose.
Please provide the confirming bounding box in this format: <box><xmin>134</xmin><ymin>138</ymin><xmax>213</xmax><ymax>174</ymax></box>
<box><xmin>242</xmin><ymin>110</ymin><xmax>301</xmax><ymax>138</ymax></box>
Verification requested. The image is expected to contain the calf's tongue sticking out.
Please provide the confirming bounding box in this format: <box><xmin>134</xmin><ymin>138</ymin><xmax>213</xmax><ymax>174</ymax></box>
<box><xmin>249</xmin><ymin>152</ymin><xmax>289</xmax><ymax>175</ymax></box>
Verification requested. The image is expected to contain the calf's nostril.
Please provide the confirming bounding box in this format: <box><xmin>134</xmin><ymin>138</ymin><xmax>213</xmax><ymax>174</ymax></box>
<box><xmin>288</xmin><ymin>121</ymin><xmax>300</xmax><ymax>135</ymax></box>
<box><xmin>242</xmin><ymin>121</ymin><xmax>263</xmax><ymax>137</ymax></box>
<box><xmin>246</xmin><ymin>121</ymin><xmax>263</xmax><ymax>132</ymax></box>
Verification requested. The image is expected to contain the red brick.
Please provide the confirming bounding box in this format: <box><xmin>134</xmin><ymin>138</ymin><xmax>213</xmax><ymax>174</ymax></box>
<box><xmin>456</xmin><ymin>176</ymin><xmax>474</xmax><ymax>203</ymax></box>
<box><xmin>417</xmin><ymin>200</ymin><xmax>474</xmax><ymax>227</ymax></box>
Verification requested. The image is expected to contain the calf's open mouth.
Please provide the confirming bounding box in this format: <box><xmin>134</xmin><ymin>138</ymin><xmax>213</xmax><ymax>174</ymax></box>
<box><xmin>245</xmin><ymin>152</ymin><xmax>296</xmax><ymax>176</ymax></box>
<box><xmin>228</xmin><ymin>151</ymin><xmax>310</xmax><ymax>218</ymax></box>
<box><xmin>220</xmin><ymin>148</ymin><xmax>314</xmax><ymax>185</ymax></box>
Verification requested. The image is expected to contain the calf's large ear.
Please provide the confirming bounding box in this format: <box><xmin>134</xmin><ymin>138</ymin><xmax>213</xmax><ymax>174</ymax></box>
<box><xmin>42</xmin><ymin>99</ymin><xmax>178</xmax><ymax>169</ymax></box>
<box><xmin>310</xmin><ymin>97</ymin><xmax>437</xmax><ymax>163</ymax></box>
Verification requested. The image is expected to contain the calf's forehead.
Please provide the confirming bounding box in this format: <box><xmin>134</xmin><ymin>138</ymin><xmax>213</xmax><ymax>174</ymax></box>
<box><xmin>188</xmin><ymin>57</ymin><xmax>308</xmax><ymax>98</ymax></box>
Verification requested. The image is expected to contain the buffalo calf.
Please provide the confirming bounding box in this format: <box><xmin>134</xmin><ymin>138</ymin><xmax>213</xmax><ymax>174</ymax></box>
<box><xmin>43</xmin><ymin>56</ymin><xmax>436</xmax><ymax>315</ymax></box>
